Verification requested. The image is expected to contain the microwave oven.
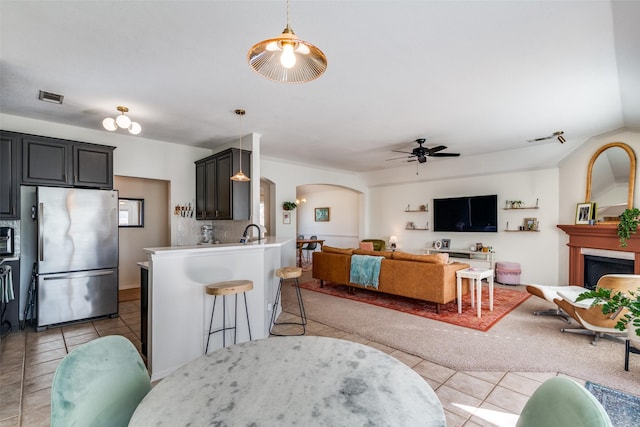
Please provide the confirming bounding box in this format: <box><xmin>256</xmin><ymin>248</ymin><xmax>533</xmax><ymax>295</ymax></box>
<box><xmin>0</xmin><ymin>227</ymin><xmax>14</xmax><ymax>256</ymax></box>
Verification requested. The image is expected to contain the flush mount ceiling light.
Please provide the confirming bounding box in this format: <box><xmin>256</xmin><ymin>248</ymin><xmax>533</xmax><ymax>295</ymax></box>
<box><xmin>230</xmin><ymin>109</ymin><xmax>250</xmax><ymax>182</ymax></box>
<box><xmin>102</xmin><ymin>106</ymin><xmax>142</xmax><ymax>135</ymax></box>
<box><xmin>247</xmin><ymin>0</ymin><xmax>327</xmax><ymax>83</ymax></box>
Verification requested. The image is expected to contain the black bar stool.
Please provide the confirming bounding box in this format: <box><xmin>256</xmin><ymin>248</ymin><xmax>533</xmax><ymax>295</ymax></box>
<box><xmin>270</xmin><ymin>267</ymin><xmax>306</xmax><ymax>336</ymax></box>
<box><xmin>205</xmin><ymin>280</ymin><xmax>253</xmax><ymax>354</ymax></box>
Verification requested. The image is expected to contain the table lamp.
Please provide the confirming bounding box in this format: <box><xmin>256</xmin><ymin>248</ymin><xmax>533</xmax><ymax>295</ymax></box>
<box><xmin>389</xmin><ymin>235</ymin><xmax>398</xmax><ymax>250</ymax></box>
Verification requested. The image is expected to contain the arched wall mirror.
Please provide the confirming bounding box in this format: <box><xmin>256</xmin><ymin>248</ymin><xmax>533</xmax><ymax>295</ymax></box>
<box><xmin>585</xmin><ymin>142</ymin><xmax>636</xmax><ymax>222</ymax></box>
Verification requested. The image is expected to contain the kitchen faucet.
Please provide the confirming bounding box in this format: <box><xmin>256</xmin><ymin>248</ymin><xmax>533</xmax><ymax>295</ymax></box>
<box><xmin>241</xmin><ymin>224</ymin><xmax>261</xmax><ymax>244</ymax></box>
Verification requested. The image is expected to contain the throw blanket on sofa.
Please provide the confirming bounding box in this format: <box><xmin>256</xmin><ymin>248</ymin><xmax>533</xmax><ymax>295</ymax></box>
<box><xmin>350</xmin><ymin>254</ymin><xmax>384</xmax><ymax>289</ymax></box>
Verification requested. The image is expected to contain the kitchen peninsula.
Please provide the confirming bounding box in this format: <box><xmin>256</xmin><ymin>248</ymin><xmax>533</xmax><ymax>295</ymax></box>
<box><xmin>142</xmin><ymin>237</ymin><xmax>294</xmax><ymax>381</ymax></box>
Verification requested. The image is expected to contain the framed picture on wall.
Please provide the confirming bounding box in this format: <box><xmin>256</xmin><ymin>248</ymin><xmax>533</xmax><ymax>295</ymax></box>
<box><xmin>283</xmin><ymin>211</ymin><xmax>291</xmax><ymax>224</ymax></box>
<box><xmin>575</xmin><ymin>203</ymin><xmax>592</xmax><ymax>225</ymax></box>
<box><xmin>315</xmin><ymin>207</ymin><xmax>330</xmax><ymax>222</ymax></box>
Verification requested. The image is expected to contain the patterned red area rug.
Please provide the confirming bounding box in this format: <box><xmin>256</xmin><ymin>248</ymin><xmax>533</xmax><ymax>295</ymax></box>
<box><xmin>298</xmin><ymin>280</ymin><xmax>530</xmax><ymax>332</ymax></box>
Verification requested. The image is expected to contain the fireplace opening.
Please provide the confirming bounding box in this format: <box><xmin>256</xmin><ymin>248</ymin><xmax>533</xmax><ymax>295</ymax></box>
<box><xmin>583</xmin><ymin>255</ymin><xmax>634</xmax><ymax>290</ymax></box>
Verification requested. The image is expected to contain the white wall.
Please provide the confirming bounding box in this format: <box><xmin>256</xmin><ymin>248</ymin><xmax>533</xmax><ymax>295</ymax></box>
<box><xmin>296</xmin><ymin>186</ymin><xmax>361</xmax><ymax>249</ymax></box>
<box><xmin>5</xmin><ymin>113</ymin><xmax>638</xmax><ymax>286</ymax></box>
<box><xmin>260</xmin><ymin>158</ymin><xmax>368</xmax><ymax>266</ymax></box>
<box><xmin>260</xmin><ymin>158</ymin><xmax>368</xmax><ymax>240</ymax></box>
<box><xmin>367</xmin><ymin>168</ymin><xmax>560</xmax><ymax>285</ymax></box>
<box><xmin>1</xmin><ymin>113</ymin><xmax>211</xmax><ymax>245</ymax></box>
<box><xmin>557</xmin><ymin>128</ymin><xmax>640</xmax><ymax>284</ymax></box>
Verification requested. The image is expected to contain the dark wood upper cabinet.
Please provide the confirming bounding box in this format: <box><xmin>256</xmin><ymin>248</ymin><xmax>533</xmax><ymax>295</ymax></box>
<box><xmin>22</xmin><ymin>136</ymin><xmax>70</xmax><ymax>186</ymax></box>
<box><xmin>0</xmin><ymin>131</ymin><xmax>20</xmax><ymax>219</ymax></box>
<box><xmin>195</xmin><ymin>148</ymin><xmax>251</xmax><ymax>220</ymax></box>
<box><xmin>21</xmin><ymin>134</ymin><xmax>114</xmax><ymax>189</ymax></box>
<box><xmin>73</xmin><ymin>144</ymin><xmax>114</xmax><ymax>188</ymax></box>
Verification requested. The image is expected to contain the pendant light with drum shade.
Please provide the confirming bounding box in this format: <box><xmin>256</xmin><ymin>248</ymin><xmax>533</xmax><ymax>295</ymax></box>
<box><xmin>247</xmin><ymin>0</ymin><xmax>327</xmax><ymax>83</ymax></box>
<box><xmin>230</xmin><ymin>109</ymin><xmax>250</xmax><ymax>182</ymax></box>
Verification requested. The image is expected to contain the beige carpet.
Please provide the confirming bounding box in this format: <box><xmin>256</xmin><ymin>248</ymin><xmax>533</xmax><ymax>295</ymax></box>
<box><xmin>280</xmin><ymin>279</ymin><xmax>640</xmax><ymax>396</ymax></box>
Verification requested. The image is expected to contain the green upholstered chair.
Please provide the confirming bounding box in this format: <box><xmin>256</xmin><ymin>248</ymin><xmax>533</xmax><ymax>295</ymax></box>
<box><xmin>51</xmin><ymin>335</ymin><xmax>151</xmax><ymax>427</ymax></box>
<box><xmin>516</xmin><ymin>377</ymin><xmax>612</xmax><ymax>427</ymax></box>
<box><xmin>361</xmin><ymin>239</ymin><xmax>386</xmax><ymax>251</ymax></box>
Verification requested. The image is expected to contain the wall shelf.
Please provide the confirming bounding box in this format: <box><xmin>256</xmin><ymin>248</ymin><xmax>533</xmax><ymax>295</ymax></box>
<box><xmin>504</xmin><ymin>229</ymin><xmax>540</xmax><ymax>232</ymax></box>
<box><xmin>502</xmin><ymin>207</ymin><xmax>539</xmax><ymax>210</ymax></box>
<box><xmin>405</xmin><ymin>210</ymin><xmax>429</xmax><ymax>213</ymax></box>
<box><xmin>406</xmin><ymin>227</ymin><xmax>429</xmax><ymax>231</ymax></box>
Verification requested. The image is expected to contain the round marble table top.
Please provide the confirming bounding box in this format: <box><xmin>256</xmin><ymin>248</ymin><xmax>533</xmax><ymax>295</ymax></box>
<box><xmin>129</xmin><ymin>336</ymin><xmax>445</xmax><ymax>426</ymax></box>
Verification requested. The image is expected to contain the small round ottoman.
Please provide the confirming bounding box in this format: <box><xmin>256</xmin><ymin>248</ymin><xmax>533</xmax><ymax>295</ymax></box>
<box><xmin>496</xmin><ymin>262</ymin><xmax>521</xmax><ymax>285</ymax></box>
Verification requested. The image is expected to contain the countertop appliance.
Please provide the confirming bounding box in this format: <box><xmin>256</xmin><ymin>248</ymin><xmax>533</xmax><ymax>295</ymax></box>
<box><xmin>0</xmin><ymin>227</ymin><xmax>14</xmax><ymax>256</ymax></box>
<box><xmin>36</xmin><ymin>187</ymin><xmax>119</xmax><ymax>331</ymax></box>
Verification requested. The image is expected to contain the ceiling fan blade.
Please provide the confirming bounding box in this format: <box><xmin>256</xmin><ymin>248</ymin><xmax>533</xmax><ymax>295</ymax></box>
<box><xmin>427</xmin><ymin>145</ymin><xmax>448</xmax><ymax>154</ymax></box>
<box><xmin>431</xmin><ymin>152</ymin><xmax>460</xmax><ymax>157</ymax></box>
<box><xmin>392</xmin><ymin>149</ymin><xmax>413</xmax><ymax>154</ymax></box>
<box><xmin>527</xmin><ymin>137</ymin><xmax>549</xmax><ymax>143</ymax></box>
<box><xmin>386</xmin><ymin>155</ymin><xmax>414</xmax><ymax>161</ymax></box>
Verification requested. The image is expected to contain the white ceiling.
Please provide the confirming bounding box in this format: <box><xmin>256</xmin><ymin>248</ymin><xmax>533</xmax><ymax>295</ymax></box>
<box><xmin>1</xmin><ymin>1</ymin><xmax>639</xmax><ymax>173</ymax></box>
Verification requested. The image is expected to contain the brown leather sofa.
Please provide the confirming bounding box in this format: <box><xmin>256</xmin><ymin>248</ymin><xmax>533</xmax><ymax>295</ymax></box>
<box><xmin>312</xmin><ymin>246</ymin><xmax>470</xmax><ymax>313</ymax></box>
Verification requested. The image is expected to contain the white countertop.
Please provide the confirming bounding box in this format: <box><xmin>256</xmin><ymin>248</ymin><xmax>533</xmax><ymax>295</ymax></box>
<box><xmin>144</xmin><ymin>236</ymin><xmax>291</xmax><ymax>255</ymax></box>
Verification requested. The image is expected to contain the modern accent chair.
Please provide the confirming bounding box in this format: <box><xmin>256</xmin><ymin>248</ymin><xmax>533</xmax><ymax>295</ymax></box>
<box><xmin>525</xmin><ymin>284</ymin><xmax>576</xmax><ymax>322</ymax></box>
<box><xmin>51</xmin><ymin>335</ymin><xmax>151</xmax><ymax>427</ymax></box>
<box><xmin>301</xmin><ymin>235</ymin><xmax>318</xmax><ymax>264</ymax></box>
<box><xmin>515</xmin><ymin>377</ymin><xmax>612</xmax><ymax>427</ymax></box>
<box><xmin>554</xmin><ymin>274</ymin><xmax>640</xmax><ymax>345</ymax></box>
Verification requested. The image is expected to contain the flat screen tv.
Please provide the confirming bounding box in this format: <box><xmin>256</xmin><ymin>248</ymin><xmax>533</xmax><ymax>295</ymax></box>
<box><xmin>433</xmin><ymin>194</ymin><xmax>498</xmax><ymax>232</ymax></box>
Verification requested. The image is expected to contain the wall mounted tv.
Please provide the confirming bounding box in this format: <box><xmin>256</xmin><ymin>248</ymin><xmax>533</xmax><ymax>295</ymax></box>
<box><xmin>433</xmin><ymin>194</ymin><xmax>498</xmax><ymax>232</ymax></box>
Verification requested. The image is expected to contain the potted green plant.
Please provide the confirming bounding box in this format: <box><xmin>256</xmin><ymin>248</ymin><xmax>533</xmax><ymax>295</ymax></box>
<box><xmin>576</xmin><ymin>287</ymin><xmax>640</xmax><ymax>338</ymax></box>
<box><xmin>282</xmin><ymin>201</ymin><xmax>297</xmax><ymax>211</ymax></box>
<box><xmin>618</xmin><ymin>207</ymin><xmax>640</xmax><ymax>247</ymax></box>
<box><xmin>510</xmin><ymin>200</ymin><xmax>523</xmax><ymax>209</ymax></box>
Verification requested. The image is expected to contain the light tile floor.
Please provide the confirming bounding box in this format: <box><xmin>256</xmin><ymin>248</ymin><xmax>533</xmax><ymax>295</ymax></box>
<box><xmin>1</xmin><ymin>293</ymin><xmax>581</xmax><ymax>427</ymax></box>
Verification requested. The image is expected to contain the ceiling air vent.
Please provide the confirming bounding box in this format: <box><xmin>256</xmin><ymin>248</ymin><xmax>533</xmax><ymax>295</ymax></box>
<box><xmin>38</xmin><ymin>90</ymin><xmax>64</xmax><ymax>104</ymax></box>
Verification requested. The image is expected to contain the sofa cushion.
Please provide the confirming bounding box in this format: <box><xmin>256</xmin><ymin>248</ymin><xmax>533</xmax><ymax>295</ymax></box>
<box><xmin>322</xmin><ymin>246</ymin><xmax>354</xmax><ymax>255</ymax></box>
<box><xmin>353</xmin><ymin>248</ymin><xmax>394</xmax><ymax>259</ymax></box>
<box><xmin>391</xmin><ymin>251</ymin><xmax>449</xmax><ymax>264</ymax></box>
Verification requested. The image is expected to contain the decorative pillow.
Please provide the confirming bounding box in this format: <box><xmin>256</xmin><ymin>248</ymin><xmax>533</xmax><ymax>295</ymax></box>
<box><xmin>322</xmin><ymin>246</ymin><xmax>354</xmax><ymax>255</ymax></box>
<box><xmin>353</xmin><ymin>248</ymin><xmax>393</xmax><ymax>258</ymax></box>
<box><xmin>361</xmin><ymin>239</ymin><xmax>386</xmax><ymax>251</ymax></box>
<box><xmin>359</xmin><ymin>241</ymin><xmax>374</xmax><ymax>251</ymax></box>
<box><xmin>391</xmin><ymin>251</ymin><xmax>448</xmax><ymax>264</ymax></box>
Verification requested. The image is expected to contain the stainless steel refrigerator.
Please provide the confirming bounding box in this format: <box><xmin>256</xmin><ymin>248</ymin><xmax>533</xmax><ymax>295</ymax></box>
<box><xmin>36</xmin><ymin>187</ymin><xmax>119</xmax><ymax>331</ymax></box>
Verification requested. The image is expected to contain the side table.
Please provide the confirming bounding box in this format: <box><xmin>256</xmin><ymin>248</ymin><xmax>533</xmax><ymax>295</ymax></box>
<box><xmin>456</xmin><ymin>268</ymin><xmax>494</xmax><ymax>318</ymax></box>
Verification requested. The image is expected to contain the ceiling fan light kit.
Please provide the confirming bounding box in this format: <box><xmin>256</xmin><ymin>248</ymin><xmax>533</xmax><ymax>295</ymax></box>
<box><xmin>102</xmin><ymin>106</ymin><xmax>141</xmax><ymax>135</ymax></box>
<box><xmin>527</xmin><ymin>130</ymin><xmax>565</xmax><ymax>143</ymax></box>
<box><xmin>247</xmin><ymin>0</ymin><xmax>327</xmax><ymax>83</ymax></box>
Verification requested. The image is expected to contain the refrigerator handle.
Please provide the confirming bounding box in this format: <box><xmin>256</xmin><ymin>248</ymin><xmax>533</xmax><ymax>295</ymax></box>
<box><xmin>38</xmin><ymin>202</ymin><xmax>44</xmax><ymax>262</ymax></box>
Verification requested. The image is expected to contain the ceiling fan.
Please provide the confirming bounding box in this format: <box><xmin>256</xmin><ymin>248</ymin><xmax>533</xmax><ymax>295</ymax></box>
<box><xmin>387</xmin><ymin>138</ymin><xmax>461</xmax><ymax>164</ymax></box>
<box><xmin>527</xmin><ymin>130</ymin><xmax>565</xmax><ymax>143</ymax></box>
